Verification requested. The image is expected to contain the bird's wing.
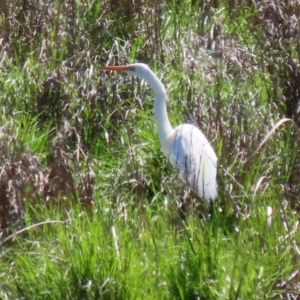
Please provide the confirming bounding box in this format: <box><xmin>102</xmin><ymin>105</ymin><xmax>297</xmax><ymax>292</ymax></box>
<box><xmin>169</xmin><ymin>124</ymin><xmax>217</xmax><ymax>201</ymax></box>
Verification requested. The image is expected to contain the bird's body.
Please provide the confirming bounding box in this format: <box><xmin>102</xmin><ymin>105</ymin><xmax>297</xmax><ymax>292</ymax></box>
<box><xmin>100</xmin><ymin>63</ymin><xmax>217</xmax><ymax>202</ymax></box>
<box><xmin>165</xmin><ymin>124</ymin><xmax>217</xmax><ymax>201</ymax></box>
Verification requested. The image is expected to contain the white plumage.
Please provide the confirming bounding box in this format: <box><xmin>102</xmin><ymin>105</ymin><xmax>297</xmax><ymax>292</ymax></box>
<box><xmin>100</xmin><ymin>63</ymin><xmax>217</xmax><ymax>202</ymax></box>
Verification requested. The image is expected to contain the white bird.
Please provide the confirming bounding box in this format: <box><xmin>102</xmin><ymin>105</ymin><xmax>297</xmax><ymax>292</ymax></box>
<box><xmin>100</xmin><ymin>63</ymin><xmax>217</xmax><ymax>202</ymax></box>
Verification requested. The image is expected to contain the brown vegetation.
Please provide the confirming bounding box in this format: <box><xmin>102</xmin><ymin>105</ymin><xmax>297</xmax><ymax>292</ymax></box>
<box><xmin>0</xmin><ymin>0</ymin><xmax>300</xmax><ymax>241</ymax></box>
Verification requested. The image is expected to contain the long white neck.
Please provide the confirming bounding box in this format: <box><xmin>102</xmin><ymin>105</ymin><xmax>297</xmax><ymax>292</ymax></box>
<box><xmin>136</xmin><ymin>68</ymin><xmax>173</xmax><ymax>144</ymax></box>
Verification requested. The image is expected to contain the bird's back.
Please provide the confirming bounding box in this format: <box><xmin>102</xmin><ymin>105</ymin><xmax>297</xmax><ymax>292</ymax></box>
<box><xmin>165</xmin><ymin>124</ymin><xmax>217</xmax><ymax>202</ymax></box>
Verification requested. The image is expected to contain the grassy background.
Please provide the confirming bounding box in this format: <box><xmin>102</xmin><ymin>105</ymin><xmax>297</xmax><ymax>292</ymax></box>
<box><xmin>1</xmin><ymin>0</ymin><xmax>300</xmax><ymax>298</ymax></box>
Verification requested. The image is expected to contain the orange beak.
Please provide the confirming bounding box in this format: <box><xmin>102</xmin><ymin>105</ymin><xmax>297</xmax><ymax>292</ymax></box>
<box><xmin>100</xmin><ymin>65</ymin><xmax>135</xmax><ymax>72</ymax></box>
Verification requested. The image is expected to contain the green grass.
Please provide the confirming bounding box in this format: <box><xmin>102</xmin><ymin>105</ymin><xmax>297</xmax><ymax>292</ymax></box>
<box><xmin>0</xmin><ymin>0</ymin><xmax>300</xmax><ymax>298</ymax></box>
<box><xmin>1</xmin><ymin>201</ymin><xmax>297</xmax><ymax>299</ymax></box>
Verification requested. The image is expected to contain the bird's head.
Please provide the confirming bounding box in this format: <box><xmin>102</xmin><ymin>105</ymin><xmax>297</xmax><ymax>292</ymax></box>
<box><xmin>100</xmin><ymin>62</ymin><xmax>165</xmax><ymax>96</ymax></box>
<box><xmin>100</xmin><ymin>63</ymin><xmax>150</xmax><ymax>77</ymax></box>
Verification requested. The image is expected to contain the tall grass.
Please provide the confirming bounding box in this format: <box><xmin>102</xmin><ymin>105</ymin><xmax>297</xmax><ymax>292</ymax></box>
<box><xmin>0</xmin><ymin>0</ymin><xmax>300</xmax><ymax>298</ymax></box>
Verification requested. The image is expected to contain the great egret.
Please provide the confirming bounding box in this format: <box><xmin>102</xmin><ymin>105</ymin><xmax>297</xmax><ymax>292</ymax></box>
<box><xmin>100</xmin><ymin>63</ymin><xmax>217</xmax><ymax>202</ymax></box>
